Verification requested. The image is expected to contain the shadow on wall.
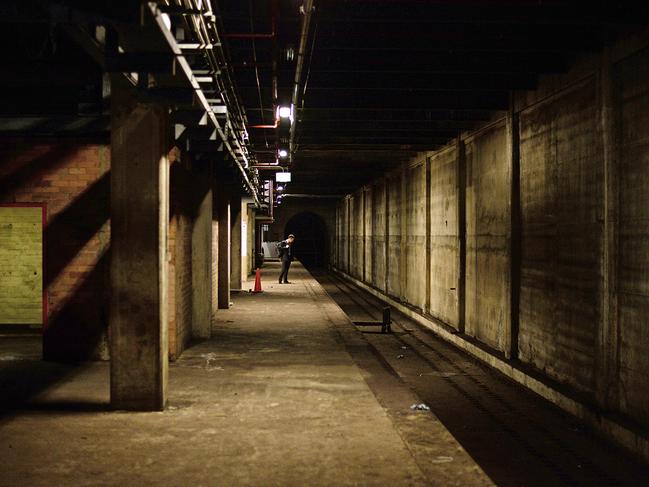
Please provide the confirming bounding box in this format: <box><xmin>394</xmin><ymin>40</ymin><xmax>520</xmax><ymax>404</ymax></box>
<box><xmin>45</xmin><ymin>172</ymin><xmax>109</xmax><ymax>289</ymax></box>
<box><xmin>285</xmin><ymin>212</ymin><xmax>328</xmax><ymax>268</ymax></box>
<box><xmin>0</xmin><ymin>142</ymin><xmax>111</xmax><ymax>415</ymax></box>
<box><xmin>0</xmin><ymin>142</ymin><xmax>110</xmax><ymax>362</ymax></box>
<box><xmin>0</xmin><ymin>145</ymin><xmax>74</xmax><ymax>198</ymax></box>
<box><xmin>42</xmin><ymin>173</ymin><xmax>110</xmax><ymax>362</ymax></box>
<box><xmin>44</xmin><ymin>250</ymin><xmax>109</xmax><ymax>362</ymax></box>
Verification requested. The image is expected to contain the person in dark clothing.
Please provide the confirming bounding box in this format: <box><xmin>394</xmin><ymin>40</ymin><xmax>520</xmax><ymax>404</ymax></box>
<box><xmin>278</xmin><ymin>234</ymin><xmax>295</xmax><ymax>284</ymax></box>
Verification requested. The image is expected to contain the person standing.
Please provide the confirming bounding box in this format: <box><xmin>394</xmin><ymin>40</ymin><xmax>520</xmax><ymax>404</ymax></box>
<box><xmin>278</xmin><ymin>234</ymin><xmax>295</xmax><ymax>284</ymax></box>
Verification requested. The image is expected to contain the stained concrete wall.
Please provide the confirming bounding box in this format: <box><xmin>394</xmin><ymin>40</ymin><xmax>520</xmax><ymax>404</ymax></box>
<box><xmin>616</xmin><ymin>46</ymin><xmax>649</xmax><ymax>431</ymax></box>
<box><xmin>386</xmin><ymin>172</ymin><xmax>402</xmax><ymax>298</ymax></box>
<box><xmin>351</xmin><ymin>194</ymin><xmax>364</xmax><ymax>280</ymax></box>
<box><xmin>371</xmin><ymin>180</ymin><xmax>387</xmax><ymax>290</ymax></box>
<box><xmin>428</xmin><ymin>146</ymin><xmax>459</xmax><ymax>328</ymax></box>
<box><xmin>363</xmin><ymin>186</ymin><xmax>372</xmax><ymax>282</ymax></box>
<box><xmin>341</xmin><ymin>199</ymin><xmax>349</xmax><ymax>272</ymax></box>
<box><xmin>405</xmin><ymin>159</ymin><xmax>426</xmax><ymax>310</ymax></box>
<box><xmin>519</xmin><ymin>77</ymin><xmax>602</xmax><ymax>397</ymax></box>
<box><xmin>333</xmin><ymin>34</ymin><xmax>649</xmax><ymax>459</ymax></box>
<box><xmin>465</xmin><ymin>122</ymin><xmax>511</xmax><ymax>352</ymax></box>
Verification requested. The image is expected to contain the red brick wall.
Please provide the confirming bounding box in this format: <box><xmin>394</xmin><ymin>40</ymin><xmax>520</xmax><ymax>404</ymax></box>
<box><xmin>1</xmin><ymin>139</ymin><xmax>200</xmax><ymax>362</ymax></box>
<box><xmin>168</xmin><ymin>149</ymin><xmax>193</xmax><ymax>360</ymax></box>
<box><xmin>0</xmin><ymin>139</ymin><xmax>110</xmax><ymax>361</ymax></box>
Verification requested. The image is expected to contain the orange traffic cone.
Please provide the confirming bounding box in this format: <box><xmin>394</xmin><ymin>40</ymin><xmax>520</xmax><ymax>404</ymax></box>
<box><xmin>252</xmin><ymin>268</ymin><xmax>263</xmax><ymax>293</ymax></box>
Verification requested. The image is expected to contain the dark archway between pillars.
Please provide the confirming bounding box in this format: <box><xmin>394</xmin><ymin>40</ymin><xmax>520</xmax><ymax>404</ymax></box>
<box><xmin>284</xmin><ymin>212</ymin><xmax>328</xmax><ymax>268</ymax></box>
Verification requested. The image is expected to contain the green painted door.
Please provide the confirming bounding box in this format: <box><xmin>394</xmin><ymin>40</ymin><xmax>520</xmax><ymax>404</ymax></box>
<box><xmin>0</xmin><ymin>205</ymin><xmax>44</xmax><ymax>325</ymax></box>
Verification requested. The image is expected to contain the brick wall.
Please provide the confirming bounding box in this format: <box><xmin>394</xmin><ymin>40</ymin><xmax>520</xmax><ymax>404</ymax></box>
<box><xmin>0</xmin><ymin>139</ymin><xmax>110</xmax><ymax>361</ymax></box>
<box><xmin>168</xmin><ymin>149</ymin><xmax>193</xmax><ymax>360</ymax></box>
<box><xmin>0</xmin><ymin>139</ymin><xmax>204</xmax><ymax>362</ymax></box>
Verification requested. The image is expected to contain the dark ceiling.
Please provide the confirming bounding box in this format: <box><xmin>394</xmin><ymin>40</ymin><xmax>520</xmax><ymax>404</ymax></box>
<box><xmin>217</xmin><ymin>0</ymin><xmax>649</xmax><ymax>196</ymax></box>
<box><xmin>0</xmin><ymin>1</ymin><xmax>648</xmax><ymax>200</ymax></box>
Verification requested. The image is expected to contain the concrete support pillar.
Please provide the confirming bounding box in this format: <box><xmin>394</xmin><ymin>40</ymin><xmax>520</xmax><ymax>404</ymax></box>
<box><xmin>362</xmin><ymin>188</ymin><xmax>367</xmax><ymax>282</ymax></box>
<box><xmin>255</xmin><ymin>218</ymin><xmax>263</xmax><ymax>270</ymax></box>
<box><xmin>507</xmin><ymin>98</ymin><xmax>521</xmax><ymax>360</ymax></box>
<box><xmin>425</xmin><ymin>156</ymin><xmax>432</xmax><ymax>315</ymax></box>
<box><xmin>399</xmin><ymin>165</ymin><xmax>408</xmax><ymax>301</ymax></box>
<box><xmin>247</xmin><ymin>204</ymin><xmax>255</xmax><ymax>275</ymax></box>
<box><xmin>240</xmin><ymin>198</ymin><xmax>254</xmax><ymax>282</ymax></box>
<box><xmin>109</xmin><ymin>77</ymin><xmax>169</xmax><ymax>411</ymax></box>
<box><xmin>191</xmin><ymin>160</ymin><xmax>212</xmax><ymax>339</ymax></box>
<box><xmin>384</xmin><ymin>181</ymin><xmax>389</xmax><ymax>293</ymax></box>
<box><xmin>346</xmin><ymin>197</ymin><xmax>351</xmax><ymax>274</ymax></box>
<box><xmin>230</xmin><ymin>193</ymin><xmax>242</xmax><ymax>290</ymax></box>
<box><xmin>216</xmin><ymin>182</ymin><xmax>231</xmax><ymax>309</ymax></box>
<box><xmin>597</xmin><ymin>47</ymin><xmax>620</xmax><ymax>409</ymax></box>
<box><xmin>334</xmin><ymin>206</ymin><xmax>339</xmax><ymax>267</ymax></box>
<box><xmin>456</xmin><ymin>137</ymin><xmax>467</xmax><ymax>333</ymax></box>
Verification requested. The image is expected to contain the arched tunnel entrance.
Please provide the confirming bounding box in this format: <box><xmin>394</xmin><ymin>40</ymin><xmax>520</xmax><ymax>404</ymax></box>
<box><xmin>284</xmin><ymin>212</ymin><xmax>328</xmax><ymax>268</ymax></box>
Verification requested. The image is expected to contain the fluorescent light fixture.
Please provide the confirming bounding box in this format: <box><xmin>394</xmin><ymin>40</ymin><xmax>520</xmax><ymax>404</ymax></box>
<box><xmin>276</xmin><ymin>105</ymin><xmax>294</xmax><ymax>123</ymax></box>
<box><xmin>278</xmin><ymin>149</ymin><xmax>288</xmax><ymax>158</ymax></box>
<box><xmin>276</xmin><ymin>172</ymin><xmax>291</xmax><ymax>183</ymax></box>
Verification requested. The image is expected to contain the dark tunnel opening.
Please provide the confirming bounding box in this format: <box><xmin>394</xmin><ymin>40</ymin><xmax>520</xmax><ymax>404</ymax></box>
<box><xmin>284</xmin><ymin>212</ymin><xmax>328</xmax><ymax>269</ymax></box>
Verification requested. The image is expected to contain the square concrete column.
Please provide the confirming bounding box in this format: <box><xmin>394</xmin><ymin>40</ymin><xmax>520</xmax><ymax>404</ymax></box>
<box><xmin>240</xmin><ymin>198</ymin><xmax>254</xmax><ymax>282</ymax></box>
<box><xmin>230</xmin><ymin>193</ymin><xmax>242</xmax><ymax>291</ymax></box>
<box><xmin>109</xmin><ymin>77</ymin><xmax>169</xmax><ymax>411</ymax></box>
<box><xmin>191</xmin><ymin>159</ymin><xmax>213</xmax><ymax>339</ymax></box>
<box><xmin>215</xmin><ymin>181</ymin><xmax>231</xmax><ymax>309</ymax></box>
<box><xmin>246</xmin><ymin>203</ymin><xmax>255</xmax><ymax>276</ymax></box>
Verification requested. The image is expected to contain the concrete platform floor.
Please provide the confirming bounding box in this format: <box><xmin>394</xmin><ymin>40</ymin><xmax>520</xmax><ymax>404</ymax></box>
<box><xmin>0</xmin><ymin>262</ymin><xmax>490</xmax><ymax>486</ymax></box>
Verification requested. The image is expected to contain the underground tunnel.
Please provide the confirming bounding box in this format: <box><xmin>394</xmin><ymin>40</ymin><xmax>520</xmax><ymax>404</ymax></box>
<box><xmin>1</xmin><ymin>1</ymin><xmax>649</xmax><ymax>485</ymax></box>
<box><xmin>284</xmin><ymin>211</ymin><xmax>329</xmax><ymax>268</ymax></box>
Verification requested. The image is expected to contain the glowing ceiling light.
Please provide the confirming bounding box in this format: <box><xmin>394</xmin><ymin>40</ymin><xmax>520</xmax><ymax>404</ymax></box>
<box><xmin>275</xmin><ymin>172</ymin><xmax>291</xmax><ymax>183</ymax></box>
<box><xmin>276</xmin><ymin>105</ymin><xmax>294</xmax><ymax>124</ymax></box>
<box><xmin>278</xmin><ymin>149</ymin><xmax>288</xmax><ymax>158</ymax></box>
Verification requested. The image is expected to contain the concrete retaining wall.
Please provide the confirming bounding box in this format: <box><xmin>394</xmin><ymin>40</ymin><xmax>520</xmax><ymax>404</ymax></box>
<box><xmin>465</xmin><ymin>121</ymin><xmax>511</xmax><ymax>353</ymax></box>
<box><xmin>333</xmin><ymin>37</ymin><xmax>649</xmax><ymax>461</ymax></box>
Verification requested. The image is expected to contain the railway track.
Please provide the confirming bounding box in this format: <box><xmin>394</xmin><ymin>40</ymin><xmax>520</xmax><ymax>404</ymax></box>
<box><xmin>314</xmin><ymin>270</ymin><xmax>649</xmax><ymax>487</ymax></box>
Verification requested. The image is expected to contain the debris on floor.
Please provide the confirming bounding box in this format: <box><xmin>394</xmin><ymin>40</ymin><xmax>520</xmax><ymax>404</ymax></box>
<box><xmin>410</xmin><ymin>403</ymin><xmax>431</xmax><ymax>411</ymax></box>
<box><xmin>200</xmin><ymin>352</ymin><xmax>224</xmax><ymax>371</ymax></box>
<box><xmin>431</xmin><ymin>456</ymin><xmax>454</xmax><ymax>464</ymax></box>
<box><xmin>396</xmin><ymin>354</ymin><xmax>405</xmax><ymax>359</ymax></box>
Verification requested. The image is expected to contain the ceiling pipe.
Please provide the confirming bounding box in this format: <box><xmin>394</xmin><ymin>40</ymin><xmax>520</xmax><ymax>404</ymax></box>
<box><xmin>252</xmin><ymin>164</ymin><xmax>284</xmax><ymax>169</ymax></box>
<box><xmin>249</xmin><ymin>119</ymin><xmax>279</xmax><ymax>129</ymax></box>
<box><xmin>281</xmin><ymin>194</ymin><xmax>344</xmax><ymax>199</ymax></box>
<box><xmin>223</xmin><ymin>0</ymin><xmax>277</xmax><ymax>39</ymax></box>
<box><xmin>288</xmin><ymin>0</ymin><xmax>315</xmax><ymax>162</ymax></box>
